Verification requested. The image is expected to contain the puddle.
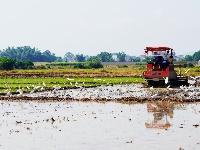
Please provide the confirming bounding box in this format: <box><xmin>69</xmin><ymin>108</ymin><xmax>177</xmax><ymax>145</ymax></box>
<box><xmin>0</xmin><ymin>101</ymin><xmax>200</xmax><ymax>150</ymax></box>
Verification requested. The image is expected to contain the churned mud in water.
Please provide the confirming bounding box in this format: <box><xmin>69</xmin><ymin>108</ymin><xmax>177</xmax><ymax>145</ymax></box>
<box><xmin>0</xmin><ymin>101</ymin><xmax>200</xmax><ymax>150</ymax></box>
<box><xmin>1</xmin><ymin>83</ymin><xmax>200</xmax><ymax>102</ymax></box>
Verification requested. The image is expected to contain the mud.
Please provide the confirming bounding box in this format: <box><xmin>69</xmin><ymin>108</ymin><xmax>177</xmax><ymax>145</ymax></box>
<box><xmin>1</xmin><ymin>84</ymin><xmax>200</xmax><ymax>103</ymax></box>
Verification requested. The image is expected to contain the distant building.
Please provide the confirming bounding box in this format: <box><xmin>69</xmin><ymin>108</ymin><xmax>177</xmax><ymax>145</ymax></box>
<box><xmin>125</xmin><ymin>55</ymin><xmax>131</xmax><ymax>61</ymax></box>
<box><xmin>84</xmin><ymin>55</ymin><xmax>89</xmax><ymax>61</ymax></box>
<box><xmin>111</xmin><ymin>53</ymin><xmax>118</xmax><ymax>61</ymax></box>
<box><xmin>66</xmin><ymin>57</ymin><xmax>76</xmax><ymax>62</ymax></box>
<box><xmin>111</xmin><ymin>53</ymin><xmax>138</xmax><ymax>62</ymax></box>
<box><xmin>174</xmin><ymin>55</ymin><xmax>184</xmax><ymax>61</ymax></box>
<box><xmin>139</xmin><ymin>55</ymin><xmax>146</xmax><ymax>60</ymax></box>
<box><xmin>128</xmin><ymin>56</ymin><xmax>137</xmax><ymax>62</ymax></box>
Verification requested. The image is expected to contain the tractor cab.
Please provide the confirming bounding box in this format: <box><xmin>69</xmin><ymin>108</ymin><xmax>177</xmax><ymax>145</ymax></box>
<box><xmin>143</xmin><ymin>46</ymin><xmax>188</xmax><ymax>87</ymax></box>
<box><xmin>144</xmin><ymin>47</ymin><xmax>174</xmax><ymax>71</ymax></box>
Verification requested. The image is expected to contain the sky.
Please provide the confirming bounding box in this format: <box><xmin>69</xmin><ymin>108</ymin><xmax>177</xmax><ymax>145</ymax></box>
<box><xmin>0</xmin><ymin>0</ymin><xmax>200</xmax><ymax>57</ymax></box>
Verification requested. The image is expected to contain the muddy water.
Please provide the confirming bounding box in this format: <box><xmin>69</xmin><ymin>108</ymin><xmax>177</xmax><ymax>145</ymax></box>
<box><xmin>22</xmin><ymin>83</ymin><xmax>200</xmax><ymax>101</ymax></box>
<box><xmin>25</xmin><ymin>84</ymin><xmax>147</xmax><ymax>99</ymax></box>
<box><xmin>0</xmin><ymin>101</ymin><xmax>200</xmax><ymax>150</ymax></box>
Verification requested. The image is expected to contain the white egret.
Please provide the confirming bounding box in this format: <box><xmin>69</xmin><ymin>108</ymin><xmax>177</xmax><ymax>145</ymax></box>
<box><xmin>150</xmin><ymin>86</ymin><xmax>154</xmax><ymax>90</ymax></box>
<box><xmin>188</xmin><ymin>80</ymin><xmax>196</xmax><ymax>85</ymax></box>
<box><xmin>43</xmin><ymin>82</ymin><xmax>46</xmax><ymax>87</ymax></box>
<box><xmin>5</xmin><ymin>89</ymin><xmax>11</xmax><ymax>96</ymax></box>
<box><xmin>167</xmin><ymin>85</ymin><xmax>173</xmax><ymax>91</ymax></box>
<box><xmin>17</xmin><ymin>89</ymin><xmax>23</xmax><ymax>97</ymax></box>
<box><xmin>66</xmin><ymin>78</ymin><xmax>74</xmax><ymax>81</ymax></box>
<box><xmin>163</xmin><ymin>77</ymin><xmax>169</xmax><ymax>85</ymax></box>
<box><xmin>75</xmin><ymin>82</ymin><xmax>79</xmax><ymax>87</ymax></box>
<box><xmin>53</xmin><ymin>85</ymin><xmax>61</xmax><ymax>90</ymax></box>
<box><xmin>41</xmin><ymin>86</ymin><xmax>45</xmax><ymax>91</ymax></box>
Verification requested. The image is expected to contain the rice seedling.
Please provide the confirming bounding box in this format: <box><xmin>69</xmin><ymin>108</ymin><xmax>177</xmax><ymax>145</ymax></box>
<box><xmin>0</xmin><ymin>77</ymin><xmax>145</xmax><ymax>94</ymax></box>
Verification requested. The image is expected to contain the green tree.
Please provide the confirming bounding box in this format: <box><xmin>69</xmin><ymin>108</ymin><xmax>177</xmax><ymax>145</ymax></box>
<box><xmin>0</xmin><ymin>57</ymin><xmax>15</xmax><ymax>70</ymax></box>
<box><xmin>117</xmin><ymin>51</ymin><xmax>126</xmax><ymax>62</ymax></box>
<box><xmin>15</xmin><ymin>60</ymin><xmax>34</xmax><ymax>69</ymax></box>
<box><xmin>142</xmin><ymin>56</ymin><xmax>151</xmax><ymax>62</ymax></box>
<box><xmin>87</xmin><ymin>56</ymin><xmax>99</xmax><ymax>62</ymax></box>
<box><xmin>187</xmin><ymin>63</ymin><xmax>194</xmax><ymax>68</ymax></box>
<box><xmin>0</xmin><ymin>46</ymin><xmax>57</xmax><ymax>62</ymax></box>
<box><xmin>192</xmin><ymin>50</ymin><xmax>200</xmax><ymax>61</ymax></box>
<box><xmin>75</xmin><ymin>54</ymin><xmax>85</xmax><ymax>62</ymax></box>
<box><xmin>55</xmin><ymin>57</ymin><xmax>63</xmax><ymax>62</ymax></box>
<box><xmin>184</xmin><ymin>55</ymin><xmax>193</xmax><ymax>61</ymax></box>
<box><xmin>23</xmin><ymin>60</ymin><xmax>34</xmax><ymax>69</ymax></box>
<box><xmin>97</xmin><ymin>52</ymin><xmax>114</xmax><ymax>62</ymax></box>
<box><xmin>86</xmin><ymin>59</ymin><xmax>103</xmax><ymax>68</ymax></box>
<box><xmin>42</xmin><ymin>50</ymin><xmax>56</xmax><ymax>62</ymax></box>
<box><xmin>129</xmin><ymin>57</ymin><xmax>141</xmax><ymax>62</ymax></box>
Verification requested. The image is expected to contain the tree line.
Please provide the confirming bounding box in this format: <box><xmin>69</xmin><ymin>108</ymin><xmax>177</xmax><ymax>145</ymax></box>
<box><xmin>181</xmin><ymin>51</ymin><xmax>200</xmax><ymax>62</ymax></box>
<box><xmin>0</xmin><ymin>57</ymin><xmax>34</xmax><ymax>70</ymax></box>
<box><xmin>0</xmin><ymin>46</ymin><xmax>63</xmax><ymax>62</ymax></box>
<box><xmin>0</xmin><ymin>46</ymin><xmax>130</xmax><ymax>63</ymax></box>
<box><xmin>0</xmin><ymin>46</ymin><xmax>200</xmax><ymax>63</ymax></box>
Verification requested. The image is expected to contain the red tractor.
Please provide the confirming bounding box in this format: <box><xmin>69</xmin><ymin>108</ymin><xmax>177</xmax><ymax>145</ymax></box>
<box><xmin>143</xmin><ymin>46</ymin><xmax>188</xmax><ymax>87</ymax></box>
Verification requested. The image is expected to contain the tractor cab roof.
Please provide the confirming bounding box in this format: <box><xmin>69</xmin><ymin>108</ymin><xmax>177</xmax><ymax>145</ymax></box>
<box><xmin>144</xmin><ymin>46</ymin><xmax>174</xmax><ymax>57</ymax></box>
<box><xmin>145</xmin><ymin>47</ymin><xmax>173</xmax><ymax>52</ymax></box>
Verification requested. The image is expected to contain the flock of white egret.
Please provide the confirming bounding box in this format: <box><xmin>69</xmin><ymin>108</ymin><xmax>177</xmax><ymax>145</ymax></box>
<box><xmin>2</xmin><ymin>75</ymin><xmax>200</xmax><ymax>102</ymax></box>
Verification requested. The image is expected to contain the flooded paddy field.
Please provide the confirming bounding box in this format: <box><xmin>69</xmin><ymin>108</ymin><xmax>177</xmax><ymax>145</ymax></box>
<box><xmin>1</xmin><ymin>84</ymin><xmax>200</xmax><ymax>150</ymax></box>
<box><xmin>22</xmin><ymin>83</ymin><xmax>200</xmax><ymax>102</ymax></box>
<box><xmin>0</xmin><ymin>101</ymin><xmax>200</xmax><ymax>150</ymax></box>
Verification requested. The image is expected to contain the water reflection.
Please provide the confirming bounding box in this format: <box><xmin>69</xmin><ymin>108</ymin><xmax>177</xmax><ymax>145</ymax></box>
<box><xmin>145</xmin><ymin>102</ymin><xmax>174</xmax><ymax>129</ymax></box>
<box><xmin>0</xmin><ymin>101</ymin><xmax>200</xmax><ymax>150</ymax></box>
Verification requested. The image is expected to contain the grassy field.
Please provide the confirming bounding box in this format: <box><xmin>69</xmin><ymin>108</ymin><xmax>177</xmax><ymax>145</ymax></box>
<box><xmin>0</xmin><ymin>77</ymin><xmax>144</xmax><ymax>94</ymax></box>
<box><xmin>0</xmin><ymin>62</ymin><xmax>199</xmax><ymax>94</ymax></box>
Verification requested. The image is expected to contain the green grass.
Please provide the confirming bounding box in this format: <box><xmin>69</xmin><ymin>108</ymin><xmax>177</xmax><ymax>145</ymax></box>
<box><xmin>1</xmin><ymin>62</ymin><xmax>199</xmax><ymax>94</ymax></box>
<box><xmin>0</xmin><ymin>77</ymin><xmax>145</xmax><ymax>94</ymax></box>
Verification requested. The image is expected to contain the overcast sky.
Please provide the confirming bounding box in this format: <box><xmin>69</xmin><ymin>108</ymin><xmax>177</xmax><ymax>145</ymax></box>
<box><xmin>0</xmin><ymin>0</ymin><xmax>199</xmax><ymax>57</ymax></box>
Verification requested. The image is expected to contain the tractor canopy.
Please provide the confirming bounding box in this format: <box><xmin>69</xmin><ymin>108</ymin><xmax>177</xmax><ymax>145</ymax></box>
<box><xmin>144</xmin><ymin>46</ymin><xmax>174</xmax><ymax>57</ymax></box>
<box><xmin>145</xmin><ymin>46</ymin><xmax>172</xmax><ymax>51</ymax></box>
